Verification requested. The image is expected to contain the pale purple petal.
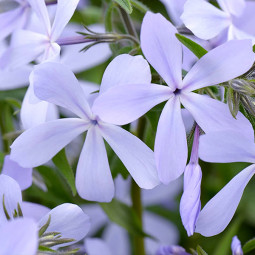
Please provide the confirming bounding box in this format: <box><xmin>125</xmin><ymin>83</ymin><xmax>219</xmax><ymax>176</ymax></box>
<box><xmin>181</xmin><ymin>0</ymin><xmax>230</xmax><ymax>40</ymax></box>
<box><xmin>33</xmin><ymin>62</ymin><xmax>92</xmax><ymax>119</ymax></box>
<box><xmin>141</xmin><ymin>12</ymin><xmax>182</xmax><ymax>89</ymax></box>
<box><xmin>26</xmin><ymin>0</ymin><xmax>51</xmax><ymax>35</ymax></box>
<box><xmin>85</xmin><ymin>238</ymin><xmax>112</xmax><ymax>255</ymax></box>
<box><xmin>0</xmin><ymin>7</ymin><xmax>28</xmax><ymax>40</ymax></box>
<box><xmin>76</xmin><ymin>126</ymin><xmax>114</xmax><ymax>202</ymax></box>
<box><xmin>2</xmin><ymin>155</ymin><xmax>32</xmax><ymax>190</ymax></box>
<box><xmin>0</xmin><ymin>65</ymin><xmax>31</xmax><ymax>90</ymax></box>
<box><xmin>93</xmin><ymin>84</ymin><xmax>172</xmax><ymax>125</ymax></box>
<box><xmin>0</xmin><ymin>30</ymin><xmax>47</xmax><ymax>69</ymax></box>
<box><xmin>228</xmin><ymin>25</ymin><xmax>253</xmax><ymax>42</ymax></box>
<box><xmin>100</xmin><ymin>54</ymin><xmax>151</xmax><ymax>94</ymax></box>
<box><xmin>0</xmin><ymin>218</ymin><xmax>38</xmax><ymax>255</ymax></box>
<box><xmin>195</xmin><ymin>164</ymin><xmax>255</xmax><ymax>236</ymax></box>
<box><xmin>217</xmin><ymin>0</ymin><xmax>245</xmax><ymax>16</ymax></box>
<box><xmin>10</xmin><ymin>118</ymin><xmax>90</xmax><ymax>167</ymax></box>
<box><xmin>103</xmin><ymin>224</ymin><xmax>130</xmax><ymax>255</ymax></box>
<box><xmin>99</xmin><ymin>123</ymin><xmax>159</xmax><ymax>189</ymax></box>
<box><xmin>160</xmin><ymin>0</ymin><xmax>186</xmax><ymax>26</ymax></box>
<box><xmin>21</xmin><ymin>86</ymin><xmax>59</xmax><ymax>130</ymax></box>
<box><xmin>81</xmin><ymin>204</ymin><xmax>108</xmax><ymax>236</ymax></box>
<box><xmin>199</xmin><ymin>131</ymin><xmax>255</xmax><ymax>163</ymax></box>
<box><xmin>142</xmin><ymin>178</ymin><xmax>182</xmax><ymax>207</ymax></box>
<box><xmin>231</xmin><ymin>236</ymin><xmax>243</xmax><ymax>255</ymax></box>
<box><xmin>182</xmin><ymin>40</ymin><xmax>254</xmax><ymax>92</ymax></box>
<box><xmin>0</xmin><ymin>175</ymin><xmax>22</xmax><ymax>224</ymax></box>
<box><xmin>155</xmin><ymin>96</ymin><xmax>187</xmax><ymax>184</ymax></box>
<box><xmin>180</xmin><ymin>93</ymin><xmax>254</xmax><ymax>139</ymax></box>
<box><xmin>51</xmin><ymin>0</ymin><xmax>80</xmax><ymax>41</ymax></box>
<box><xmin>232</xmin><ymin>2</ymin><xmax>255</xmax><ymax>36</ymax></box>
<box><xmin>22</xmin><ymin>201</ymin><xmax>51</xmax><ymax>221</ymax></box>
<box><xmin>38</xmin><ymin>203</ymin><xmax>90</xmax><ymax>244</ymax></box>
<box><xmin>144</xmin><ymin>212</ymin><xmax>179</xmax><ymax>254</ymax></box>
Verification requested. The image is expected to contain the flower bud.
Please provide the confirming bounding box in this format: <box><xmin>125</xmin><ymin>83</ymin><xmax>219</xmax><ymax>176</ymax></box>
<box><xmin>231</xmin><ymin>236</ymin><xmax>243</xmax><ymax>255</ymax></box>
<box><xmin>229</xmin><ymin>79</ymin><xmax>255</xmax><ymax>96</ymax></box>
<box><xmin>156</xmin><ymin>245</ymin><xmax>190</xmax><ymax>255</ymax></box>
<box><xmin>180</xmin><ymin>126</ymin><xmax>202</xmax><ymax>236</ymax></box>
<box><xmin>240</xmin><ymin>95</ymin><xmax>255</xmax><ymax>117</ymax></box>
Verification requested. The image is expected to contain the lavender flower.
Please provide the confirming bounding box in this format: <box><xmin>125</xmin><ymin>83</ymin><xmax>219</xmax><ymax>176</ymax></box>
<box><xmin>0</xmin><ymin>174</ymin><xmax>90</xmax><ymax>253</ymax></box>
<box><xmin>93</xmin><ymin>12</ymin><xmax>254</xmax><ymax>184</ymax></box>
<box><xmin>0</xmin><ymin>0</ymin><xmax>80</xmax><ymax>68</ymax></box>
<box><xmin>181</xmin><ymin>0</ymin><xmax>255</xmax><ymax>41</ymax></box>
<box><xmin>10</xmin><ymin>55</ymin><xmax>159</xmax><ymax>202</ymax></box>
<box><xmin>194</xmin><ymin>130</ymin><xmax>255</xmax><ymax>236</ymax></box>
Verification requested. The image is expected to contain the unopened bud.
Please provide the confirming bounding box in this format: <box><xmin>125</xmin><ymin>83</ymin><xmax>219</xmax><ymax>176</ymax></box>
<box><xmin>156</xmin><ymin>245</ymin><xmax>191</xmax><ymax>255</ymax></box>
<box><xmin>229</xmin><ymin>79</ymin><xmax>255</xmax><ymax>96</ymax></box>
<box><xmin>231</xmin><ymin>236</ymin><xmax>243</xmax><ymax>255</ymax></box>
<box><xmin>240</xmin><ymin>95</ymin><xmax>255</xmax><ymax>117</ymax></box>
<box><xmin>180</xmin><ymin>126</ymin><xmax>202</xmax><ymax>236</ymax></box>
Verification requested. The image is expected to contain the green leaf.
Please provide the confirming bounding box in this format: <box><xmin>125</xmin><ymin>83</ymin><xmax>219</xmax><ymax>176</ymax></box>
<box><xmin>113</xmin><ymin>0</ymin><xmax>133</xmax><ymax>14</ymax></box>
<box><xmin>243</xmin><ymin>238</ymin><xmax>255</xmax><ymax>253</ymax></box>
<box><xmin>197</xmin><ymin>245</ymin><xmax>208</xmax><ymax>255</ymax></box>
<box><xmin>130</xmin><ymin>0</ymin><xmax>150</xmax><ymax>13</ymax></box>
<box><xmin>100</xmin><ymin>199</ymin><xmax>150</xmax><ymax>237</ymax></box>
<box><xmin>5</xmin><ymin>97</ymin><xmax>21</xmax><ymax>109</ymax></box>
<box><xmin>52</xmin><ymin>149</ymin><xmax>76</xmax><ymax>196</ymax></box>
<box><xmin>176</xmin><ymin>33</ymin><xmax>208</xmax><ymax>59</ymax></box>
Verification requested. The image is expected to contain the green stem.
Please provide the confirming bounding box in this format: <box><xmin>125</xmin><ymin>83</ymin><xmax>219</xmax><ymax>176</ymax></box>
<box><xmin>131</xmin><ymin>180</ymin><xmax>145</xmax><ymax>255</ymax></box>
<box><xmin>131</xmin><ymin>117</ymin><xmax>146</xmax><ymax>255</ymax></box>
<box><xmin>118</xmin><ymin>7</ymin><xmax>139</xmax><ymax>40</ymax></box>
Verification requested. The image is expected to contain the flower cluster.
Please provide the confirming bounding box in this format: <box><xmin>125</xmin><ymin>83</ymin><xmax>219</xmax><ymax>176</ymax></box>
<box><xmin>1</xmin><ymin>0</ymin><xmax>255</xmax><ymax>254</ymax></box>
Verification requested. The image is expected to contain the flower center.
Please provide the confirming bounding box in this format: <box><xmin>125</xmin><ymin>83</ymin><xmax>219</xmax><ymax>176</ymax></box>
<box><xmin>174</xmin><ymin>88</ymin><xmax>182</xmax><ymax>95</ymax></box>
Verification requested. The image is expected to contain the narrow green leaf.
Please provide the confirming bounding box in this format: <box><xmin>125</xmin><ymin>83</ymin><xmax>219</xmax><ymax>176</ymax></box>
<box><xmin>176</xmin><ymin>33</ymin><xmax>208</xmax><ymax>59</ymax></box>
<box><xmin>100</xmin><ymin>199</ymin><xmax>150</xmax><ymax>237</ymax></box>
<box><xmin>38</xmin><ymin>246</ymin><xmax>56</xmax><ymax>253</ymax></box>
<box><xmin>243</xmin><ymin>238</ymin><xmax>255</xmax><ymax>253</ymax></box>
<box><xmin>5</xmin><ymin>97</ymin><xmax>21</xmax><ymax>109</ymax></box>
<box><xmin>52</xmin><ymin>149</ymin><xmax>76</xmax><ymax>196</ymax></box>
<box><xmin>113</xmin><ymin>0</ymin><xmax>133</xmax><ymax>14</ymax></box>
<box><xmin>130</xmin><ymin>0</ymin><xmax>150</xmax><ymax>13</ymax></box>
<box><xmin>197</xmin><ymin>245</ymin><xmax>208</xmax><ymax>255</ymax></box>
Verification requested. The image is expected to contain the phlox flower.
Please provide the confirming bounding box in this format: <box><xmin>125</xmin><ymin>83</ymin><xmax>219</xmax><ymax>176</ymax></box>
<box><xmin>191</xmin><ymin>130</ymin><xmax>255</xmax><ymax>236</ymax></box>
<box><xmin>181</xmin><ymin>0</ymin><xmax>255</xmax><ymax>41</ymax></box>
<box><xmin>92</xmin><ymin>12</ymin><xmax>254</xmax><ymax>184</ymax></box>
<box><xmin>0</xmin><ymin>0</ymin><xmax>80</xmax><ymax>67</ymax></box>
<box><xmin>0</xmin><ymin>0</ymin><xmax>31</xmax><ymax>40</ymax></box>
<box><xmin>10</xmin><ymin>55</ymin><xmax>159</xmax><ymax>202</ymax></box>
<box><xmin>0</xmin><ymin>40</ymin><xmax>32</xmax><ymax>90</ymax></box>
<box><xmin>0</xmin><ymin>174</ymin><xmax>90</xmax><ymax>255</ymax></box>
